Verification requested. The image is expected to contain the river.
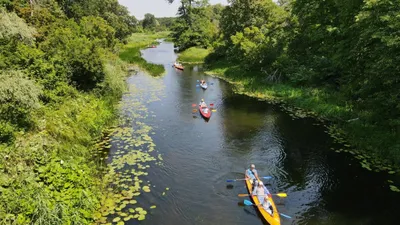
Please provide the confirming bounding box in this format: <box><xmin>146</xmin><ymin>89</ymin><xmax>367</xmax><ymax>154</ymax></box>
<box><xmin>106</xmin><ymin>41</ymin><xmax>399</xmax><ymax>225</ymax></box>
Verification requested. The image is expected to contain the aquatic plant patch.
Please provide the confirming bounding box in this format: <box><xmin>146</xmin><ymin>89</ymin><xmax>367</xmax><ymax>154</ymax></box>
<box><xmin>95</xmin><ymin>73</ymin><xmax>167</xmax><ymax>223</ymax></box>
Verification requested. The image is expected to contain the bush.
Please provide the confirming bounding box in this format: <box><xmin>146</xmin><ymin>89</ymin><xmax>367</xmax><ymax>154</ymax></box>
<box><xmin>0</xmin><ymin>70</ymin><xmax>41</xmax><ymax>130</ymax></box>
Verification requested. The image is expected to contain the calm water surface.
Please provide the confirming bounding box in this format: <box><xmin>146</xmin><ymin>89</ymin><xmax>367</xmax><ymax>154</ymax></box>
<box><xmin>109</xmin><ymin>42</ymin><xmax>399</xmax><ymax>225</ymax></box>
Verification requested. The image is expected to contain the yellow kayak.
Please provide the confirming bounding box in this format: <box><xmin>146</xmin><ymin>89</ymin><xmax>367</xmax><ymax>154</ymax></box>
<box><xmin>245</xmin><ymin>178</ymin><xmax>281</xmax><ymax>225</ymax></box>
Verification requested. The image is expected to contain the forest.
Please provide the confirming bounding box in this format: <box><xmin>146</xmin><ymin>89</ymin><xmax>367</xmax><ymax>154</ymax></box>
<box><xmin>170</xmin><ymin>0</ymin><xmax>400</xmax><ymax>166</ymax></box>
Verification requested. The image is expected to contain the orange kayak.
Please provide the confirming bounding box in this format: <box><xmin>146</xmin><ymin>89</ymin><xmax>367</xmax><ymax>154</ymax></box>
<box><xmin>245</xmin><ymin>177</ymin><xmax>281</xmax><ymax>225</ymax></box>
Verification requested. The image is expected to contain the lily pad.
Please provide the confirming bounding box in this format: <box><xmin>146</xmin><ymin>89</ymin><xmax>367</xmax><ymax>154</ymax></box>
<box><xmin>138</xmin><ymin>215</ymin><xmax>146</xmax><ymax>221</ymax></box>
<box><xmin>142</xmin><ymin>186</ymin><xmax>151</xmax><ymax>192</ymax></box>
<box><xmin>113</xmin><ymin>217</ymin><xmax>121</xmax><ymax>222</ymax></box>
<box><xmin>389</xmin><ymin>185</ymin><xmax>400</xmax><ymax>192</ymax></box>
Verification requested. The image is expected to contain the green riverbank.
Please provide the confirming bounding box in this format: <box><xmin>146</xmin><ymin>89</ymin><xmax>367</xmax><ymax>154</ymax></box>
<box><xmin>0</xmin><ymin>54</ymin><xmax>127</xmax><ymax>224</ymax></box>
<box><xmin>119</xmin><ymin>32</ymin><xmax>169</xmax><ymax>76</ymax></box>
<box><xmin>204</xmin><ymin>60</ymin><xmax>399</xmax><ymax>175</ymax></box>
<box><xmin>0</xmin><ymin>32</ymin><xmax>166</xmax><ymax>224</ymax></box>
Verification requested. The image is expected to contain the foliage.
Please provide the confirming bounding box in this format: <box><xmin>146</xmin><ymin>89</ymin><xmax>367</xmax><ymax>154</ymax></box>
<box><xmin>142</xmin><ymin>13</ymin><xmax>159</xmax><ymax>31</ymax></box>
<box><xmin>0</xmin><ymin>70</ymin><xmax>42</xmax><ymax>128</ymax></box>
<box><xmin>156</xmin><ymin>17</ymin><xmax>176</xmax><ymax>30</ymax></box>
<box><xmin>0</xmin><ymin>0</ymin><xmax>147</xmax><ymax>223</ymax></box>
<box><xmin>197</xmin><ymin>0</ymin><xmax>400</xmax><ymax>164</ymax></box>
<box><xmin>170</xmin><ymin>0</ymin><xmax>221</xmax><ymax>50</ymax></box>
<box><xmin>0</xmin><ymin>93</ymin><xmax>115</xmax><ymax>224</ymax></box>
<box><xmin>0</xmin><ymin>8</ymin><xmax>36</xmax><ymax>43</ymax></box>
<box><xmin>54</xmin><ymin>0</ymin><xmax>138</xmax><ymax>40</ymax></box>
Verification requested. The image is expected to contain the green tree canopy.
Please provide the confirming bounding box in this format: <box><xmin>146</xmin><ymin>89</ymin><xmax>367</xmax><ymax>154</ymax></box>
<box><xmin>142</xmin><ymin>13</ymin><xmax>159</xmax><ymax>30</ymax></box>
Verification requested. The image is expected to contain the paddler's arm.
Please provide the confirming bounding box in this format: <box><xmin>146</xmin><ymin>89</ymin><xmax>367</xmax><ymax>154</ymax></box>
<box><xmin>254</xmin><ymin>170</ymin><xmax>260</xmax><ymax>181</ymax></box>
<box><xmin>245</xmin><ymin>170</ymin><xmax>249</xmax><ymax>179</ymax></box>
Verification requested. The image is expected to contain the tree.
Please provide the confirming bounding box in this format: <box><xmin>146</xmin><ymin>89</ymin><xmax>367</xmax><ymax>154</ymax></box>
<box><xmin>142</xmin><ymin>13</ymin><xmax>159</xmax><ymax>30</ymax></box>
<box><xmin>170</xmin><ymin>0</ymin><xmax>218</xmax><ymax>50</ymax></box>
<box><xmin>0</xmin><ymin>8</ymin><xmax>37</xmax><ymax>44</ymax></box>
<box><xmin>0</xmin><ymin>70</ymin><xmax>42</xmax><ymax>130</ymax></box>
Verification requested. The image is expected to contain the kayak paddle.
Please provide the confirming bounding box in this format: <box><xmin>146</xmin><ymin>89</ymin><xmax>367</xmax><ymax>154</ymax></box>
<box><xmin>238</xmin><ymin>193</ymin><xmax>288</xmax><ymax>198</ymax></box>
<box><xmin>243</xmin><ymin>200</ymin><xmax>292</xmax><ymax>219</ymax></box>
<box><xmin>226</xmin><ymin>176</ymin><xmax>272</xmax><ymax>182</ymax></box>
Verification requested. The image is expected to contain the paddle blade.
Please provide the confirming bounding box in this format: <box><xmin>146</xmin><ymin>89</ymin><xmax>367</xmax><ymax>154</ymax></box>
<box><xmin>280</xmin><ymin>213</ymin><xmax>292</xmax><ymax>219</ymax></box>
<box><xmin>196</xmin><ymin>85</ymin><xmax>199</xmax><ymax>87</ymax></box>
<box><xmin>226</xmin><ymin>179</ymin><xmax>235</xmax><ymax>182</ymax></box>
<box><xmin>196</xmin><ymin>80</ymin><xmax>199</xmax><ymax>82</ymax></box>
<box><xmin>262</xmin><ymin>176</ymin><xmax>273</xmax><ymax>179</ymax></box>
<box><xmin>243</xmin><ymin>200</ymin><xmax>253</xmax><ymax>206</ymax></box>
<box><xmin>211</xmin><ymin>109</ymin><xmax>217</xmax><ymax>112</ymax></box>
<box><xmin>209</xmin><ymin>103</ymin><xmax>214</xmax><ymax>106</ymax></box>
<box><xmin>276</xmin><ymin>193</ymin><xmax>287</xmax><ymax>198</ymax></box>
<box><xmin>192</xmin><ymin>109</ymin><xmax>198</xmax><ymax>113</ymax></box>
<box><xmin>192</xmin><ymin>104</ymin><xmax>197</xmax><ymax>107</ymax></box>
<box><xmin>238</xmin><ymin>194</ymin><xmax>249</xmax><ymax>197</ymax></box>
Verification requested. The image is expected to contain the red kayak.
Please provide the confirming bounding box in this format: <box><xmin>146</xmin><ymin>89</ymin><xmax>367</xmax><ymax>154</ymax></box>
<box><xmin>199</xmin><ymin>103</ymin><xmax>211</xmax><ymax>119</ymax></box>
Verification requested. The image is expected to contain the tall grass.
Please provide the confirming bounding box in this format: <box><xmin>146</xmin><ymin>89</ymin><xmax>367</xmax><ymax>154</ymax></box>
<box><xmin>205</xmin><ymin>59</ymin><xmax>400</xmax><ymax>167</ymax></box>
<box><xmin>177</xmin><ymin>47</ymin><xmax>211</xmax><ymax>63</ymax></box>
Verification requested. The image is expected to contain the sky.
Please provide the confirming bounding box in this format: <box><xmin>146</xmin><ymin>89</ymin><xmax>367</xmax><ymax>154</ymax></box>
<box><xmin>118</xmin><ymin>0</ymin><xmax>228</xmax><ymax>20</ymax></box>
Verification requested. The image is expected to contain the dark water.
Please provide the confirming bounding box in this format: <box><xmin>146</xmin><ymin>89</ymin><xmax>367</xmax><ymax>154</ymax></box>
<box><xmin>114</xmin><ymin>42</ymin><xmax>399</xmax><ymax>225</ymax></box>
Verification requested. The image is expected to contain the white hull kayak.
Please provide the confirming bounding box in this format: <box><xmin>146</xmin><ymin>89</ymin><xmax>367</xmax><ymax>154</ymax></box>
<box><xmin>200</xmin><ymin>83</ymin><xmax>208</xmax><ymax>89</ymax></box>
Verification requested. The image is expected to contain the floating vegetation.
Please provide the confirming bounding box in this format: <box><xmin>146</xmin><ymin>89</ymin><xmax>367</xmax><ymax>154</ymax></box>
<box><xmin>389</xmin><ymin>185</ymin><xmax>400</xmax><ymax>192</ymax></box>
<box><xmin>95</xmin><ymin>74</ymin><xmax>167</xmax><ymax>223</ymax></box>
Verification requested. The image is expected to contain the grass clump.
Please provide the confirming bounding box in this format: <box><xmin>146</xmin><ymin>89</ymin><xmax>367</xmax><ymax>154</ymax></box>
<box><xmin>177</xmin><ymin>47</ymin><xmax>211</xmax><ymax>64</ymax></box>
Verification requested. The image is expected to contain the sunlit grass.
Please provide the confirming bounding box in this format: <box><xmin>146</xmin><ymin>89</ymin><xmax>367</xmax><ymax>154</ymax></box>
<box><xmin>177</xmin><ymin>47</ymin><xmax>212</xmax><ymax>64</ymax></box>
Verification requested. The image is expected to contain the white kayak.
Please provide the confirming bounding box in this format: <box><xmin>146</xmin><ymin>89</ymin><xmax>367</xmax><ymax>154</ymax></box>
<box><xmin>200</xmin><ymin>83</ymin><xmax>208</xmax><ymax>89</ymax></box>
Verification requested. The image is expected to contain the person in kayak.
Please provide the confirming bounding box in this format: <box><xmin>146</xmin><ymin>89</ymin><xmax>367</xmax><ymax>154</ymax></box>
<box><xmin>245</xmin><ymin>164</ymin><xmax>260</xmax><ymax>186</ymax></box>
<box><xmin>252</xmin><ymin>181</ymin><xmax>272</xmax><ymax>203</ymax></box>
<box><xmin>252</xmin><ymin>181</ymin><xmax>266</xmax><ymax>203</ymax></box>
<box><xmin>261</xmin><ymin>196</ymin><xmax>274</xmax><ymax>216</ymax></box>
<box><xmin>200</xmin><ymin>99</ymin><xmax>207</xmax><ymax>108</ymax></box>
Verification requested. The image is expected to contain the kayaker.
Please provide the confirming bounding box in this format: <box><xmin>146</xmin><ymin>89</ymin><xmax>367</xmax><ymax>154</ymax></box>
<box><xmin>245</xmin><ymin>164</ymin><xmax>260</xmax><ymax>186</ymax></box>
<box><xmin>252</xmin><ymin>181</ymin><xmax>266</xmax><ymax>203</ymax></box>
<box><xmin>200</xmin><ymin>99</ymin><xmax>207</xmax><ymax>108</ymax></box>
<box><xmin>261</xmin><ymin>196</ymin><xmax>274</xmax><ymax>216</ymax></box>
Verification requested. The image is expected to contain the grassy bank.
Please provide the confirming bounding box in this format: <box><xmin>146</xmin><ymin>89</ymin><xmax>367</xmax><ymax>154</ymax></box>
<box><xmin>119</xmin><ymin>32</ymin><xmax>169</xmax><ymax>76</ymax></box>
<box><xmin>205</xmin><ymin>60</ymin><xmax>399</xmax><ymax>173</ymax></box>
<box><xmin>0</xmin><ymin>53</ymin><xmax>128</xmax><ymax>224</ymax></box>
<box><xmin>177</xmin><ymin>47</ymin><xmax>211</xmax><ymax>64</ymax></box>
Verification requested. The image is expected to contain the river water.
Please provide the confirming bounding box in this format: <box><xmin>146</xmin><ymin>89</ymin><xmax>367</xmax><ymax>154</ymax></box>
<box><xmin>109</xmin><ymin>41</ymin><xmax>399</xmax><ymax>225</ymax></box>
